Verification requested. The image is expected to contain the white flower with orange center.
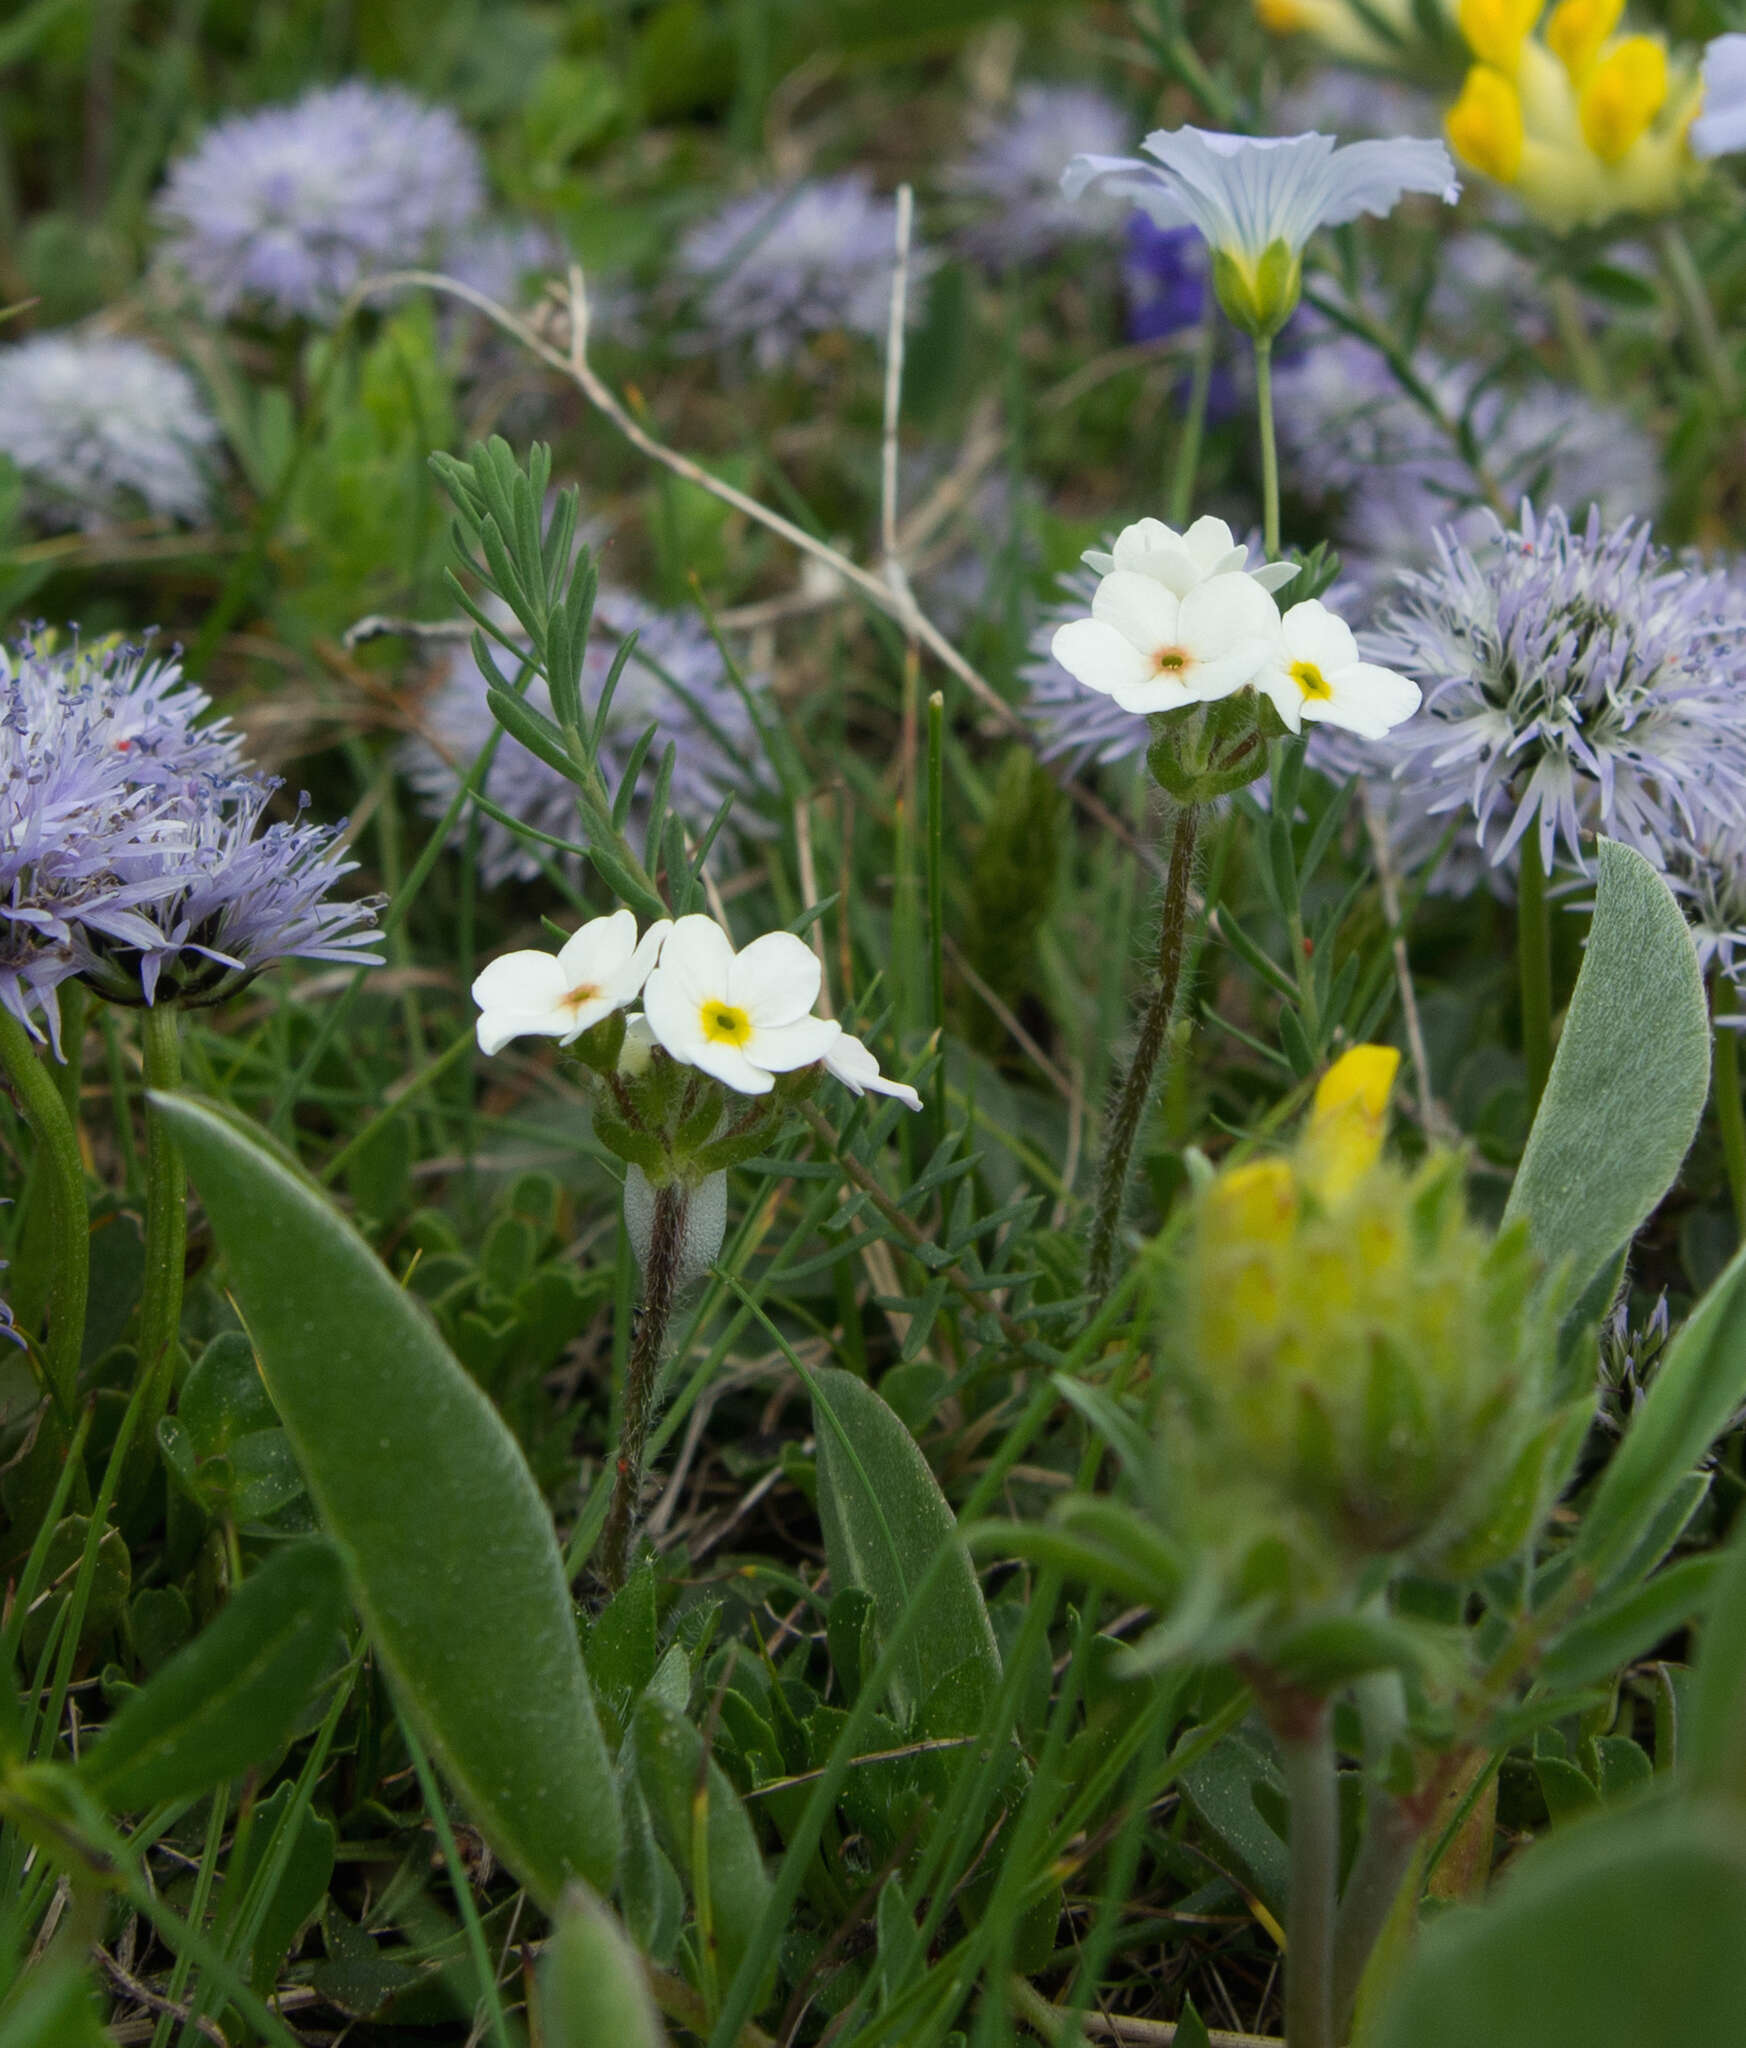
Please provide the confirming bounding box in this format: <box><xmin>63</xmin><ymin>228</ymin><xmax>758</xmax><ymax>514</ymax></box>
<box><xmin>642</xmin><ymin>915</ymin><xmax>841</xmax><ymax>1096</ymax></box>
<box><xmin>1253</xmin><ymin>600</ymin><xmax>1422</xmax><ymax>739</ymax></box>
<box><xmin>1082</xmin><ymin>514</ymin><xmax>1300</xmax><ymax>596</ymax></box>
<box><xmin>471</xmin><ymin>908</ymin><xmax>671</xmax><ymax>1056</ymax></box>
<box><xmin>1050</xmin><ymin>567</ymin><xmax>1283</xmax><ymax>717</ymax></box>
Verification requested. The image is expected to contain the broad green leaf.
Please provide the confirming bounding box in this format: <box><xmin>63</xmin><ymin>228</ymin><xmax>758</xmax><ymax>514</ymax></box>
<box><xmin>811</xmin><ymin>1367</ymin><xmax>1000</xmax><ymax>1733</ymax></box>
<box><xmin>1689</xmin><ymin>1507</ymin><xmax>1746</xmax><ymax>1801</ymax></box>
<box><xmin>1374</xmin><ymin>1802</ymin><xmax>1746</xmax><ymax>2048</ymax></box>
<box><xmin>1503</xmin><ymin>841</ymin><xmax>1709</xmax><ymax>1313</ymax></box>
<box><xmin>537</xmin><ymin>1884</ymin><xmax>668</xmax><ymax>2048</ymax></box>
<box><xmin>151</xmin><ymin>1093</ymin><xmax>621</xmax><ymax>1903</ymax></box>
<box><xmin>1574</xmin><ymin>1239</ymin><xmax>1746</xmax><ymax>1586</ymax></box>
<box><xmin>81</xmin><ymin>1539</ymin><xmax>345</xmax><ymax>1812</ymax></box>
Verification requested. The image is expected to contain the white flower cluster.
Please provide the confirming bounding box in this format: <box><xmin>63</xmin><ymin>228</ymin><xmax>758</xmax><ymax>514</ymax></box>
<box><xmin>1050</xmin><ymin>516</ymin><xmax>1421</xmax><ymax>741</ymax></box>
<box><xmin>472</xmin><ymin>908</ymin><xmax>920</xmax><ymax>1108</ymax></box>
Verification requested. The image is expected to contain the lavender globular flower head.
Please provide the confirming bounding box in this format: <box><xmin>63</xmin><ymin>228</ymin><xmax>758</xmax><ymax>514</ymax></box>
<box><xmin>154</xmin><ymin>82</ymin><xmax>485</xmax><ymax>324</ymax></box>
<box><xmin>402</xmin><ymin>586</ymin><xmax>770</xmax><ymax>888</ymax></box>
<box><xmin>947</xmin><ymin>84</ymin><xmax>1131</xmax><ymax>267</ymax></box>
<box><xmin>676</xmin><ymin>174</ymin><xmax>928</xmax><ymax>369</ymax></box>
<box><xmin>1665</xmin><ymin>822</ymin><xmax>1746</xmax><ymax>1002</ymax></box>
<box><xmin>0</xmin><ymin>333</ymin><xmax>219</xmax><ymax>531</ymax></box>
<box><xmin>1</xmin><ymin>635</ymin><xmax>382</xmax><ymax>1046</ymax></box>
<box><xmin>1370</xmin><ymin>505</ymin><xmax>1746</xmax><ymax>880</ymax></box>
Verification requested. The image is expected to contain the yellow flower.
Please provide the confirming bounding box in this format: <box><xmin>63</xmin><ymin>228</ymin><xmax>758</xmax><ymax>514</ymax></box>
<box><xmin>1579</xmin><ymin>34</ymin><xmax>1669</xmax><ymax>160</ymax></box>
<box><xmin>1301</xmin><ymin>1044</ymin><xmax>1401</xmax><ymax>1202</ymax></box>
<box><xmin>1545</xmin><ymin>0</ymin><xmax>1622</xmax><ymax>79</ymax></box>
<box><xmin>1446</xmin><ymin>65</ymin><xmax>1527</xmax><ymax>179</ymax></box>
<box><xmin>1458</xmin><ymin>0</ymin><xmax>1544</xmax><ymax>70</ymax></box>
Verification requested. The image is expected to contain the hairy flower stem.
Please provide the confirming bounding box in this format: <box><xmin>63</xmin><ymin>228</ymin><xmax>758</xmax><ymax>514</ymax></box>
<box><xmin>1715</xmin><ymin>980</ymin><xmax>1746</xmax><ymax>1240</ymax></box>
<box><xmin>1331</xmin><ymin>1792</ymin><xmax>1424</xmax><ymax>2035</ymax></box>
<box><xmin>599</xmin><ymin>1180</ymin><xmax>686</xmax><ymax>1594</ymax></box>
<box><xmin>1087</xmin><ymin>801</ymin><xmax>1200</xmax><ymax>1304</ymax></box>
<box><xmin>1517</xmin><ymin>830</ymin><xmax>1553</xmax><ymax>1119</ymax></box>
<box><xmin>1280</xmin><ymin>1699</ymin><xmax>1339</xmax><ymax>2048</ymax></box>
<box><xmin>138</xmin><ymin>1005</ymin><xmax>187</xmax><ymax>1428</ymax></box>
<box><xmin>1253</xmin><ymin>333</ymin><xmax>1281</xmax><ymax>561</ymax></box>
<box><xmin>0</xmin><ymin>1012</ymin><xmax>88</xmax><ymax>1420</ymax></box>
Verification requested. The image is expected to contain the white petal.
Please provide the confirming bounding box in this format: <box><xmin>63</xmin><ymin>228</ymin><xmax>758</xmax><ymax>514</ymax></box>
<box><xmin>1091</xmin><ymin>569</ymin><xmax>1183</xmax><ymax>652</ymax></box>
<box><xmin>642</xmin><ymin>961</ymin><xmax>712</xmax><ymax>1063</ymax></box>
<box><xmin>604</xmin><ymin>917</ymin><xmax>672</xmax><ymax>1007</ymax></box>
<box><xmin>1080</xmin><ymin>547</ymin><xmax>1116</xmax><ymax>575</ymax></box>
<box><xmin>1178</xmin><ymin>571</ymin><xmax>1281</xmax><ymax>659</ymax></box>
<box><xmin>476</xmin><ymin>1007</ymin><xmax>572</xmax><ymax>1056</ymax></box>
<box><xmin>827</xmin><ymin>1032</ymin><xmax>922</xmax><ymax>1108</ymax></box>
<box><xmin>688</xmin><ymin>1037</ymin><xmax>774</xmax><ymax>1095</ymax></box>
<box><xmin>649</xmin><ymin>914</ymin><xmax>735</xmax><ymax>1009</ymax></box>
<box><xmin>1281</xmin><ymin>599</ymin><xmax>1359</xmax><ymax>672</ymax></box>
<box><xmin>556</xmin><ymin>907</ymin><xmax>636</xmax><ymax>984</ymax></box>
<box><xmin>1110</xmin><ymin>517</ymin><xmax>1183</xmax><ymax>567</ymax></box>
<box><xmin>1693</xmin><ymin>35</ymin><xmax>1746</xmax><ymax>156</ymax></box>
<box><xmin>1251</xmin><ymin>560</ymin><xmax>1301</xmax><ymax>593</ymax></box>
<box><xmin>471</xmin><ymin>949</ymin><xmax>567</xmax><ymax>1018</ymax></box>
<box><xmin>1051</xmin><ymin>618</ymin><xmax>1156</xmax><ymax>698</ymax></box>
<box><xmin>731</xmin><ymin>930</ymin><xmax>822</xmax><ymax>1027</ymax></box>
<box><xmin>749</xmin><ymin>1014</ymin><xmax>842</xmax><ymax>1072</ymax></box>
<box><xmin>1315</xmin><ymin>137</ymin><xmax>1459</xmax><ymax>229</ymax></box>
<box><xmin>1254</xmin><ymin>666</ymin><xmax>1305</xmax><ymax>735</ymax></box>
<box><xmin>1181</xmin><ymin>514</ymin><xmax>1239</xmax><ymax>567</ymax></box>
<box><xmin>1302</xmin><ymin>662</ymin><xmax>1422</xmax><ymax>739</ymax></box>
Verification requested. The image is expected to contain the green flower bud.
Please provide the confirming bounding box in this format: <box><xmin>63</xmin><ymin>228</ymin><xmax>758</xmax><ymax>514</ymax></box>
<box><xmin>1210</xmin><ymin>239</ymin><xmax>1302</xmax><ymax>340</ymax></box>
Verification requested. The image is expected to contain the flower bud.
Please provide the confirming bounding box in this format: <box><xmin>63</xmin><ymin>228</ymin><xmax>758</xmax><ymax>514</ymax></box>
<box><xmin>1159</xmin><ymin>1047</ymin><xmax>1560</xmax><ymax>1598</ymax></box>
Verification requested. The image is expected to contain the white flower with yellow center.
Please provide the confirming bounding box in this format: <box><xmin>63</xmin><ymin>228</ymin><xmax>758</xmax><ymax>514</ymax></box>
<box><xmin>642</xmin><ymin>915</ymin><xmax>841</xmax><ymax>1096</ymax></box>
<box><xmin>1063</xmin><ymin>126</ymin><xmax>1457</xmax><ymax>335</ymax></box>
<box><xmin>1082</xmin><ymin>514</ymin><xmax>1300</xmax><ymax>597</ymax></box>
<box><xmin>472</xmin><ymin>910</ymin><xmax>671</xmax><ymax>1056</ymax></box>
<box><xmin>1253</xmin><ymin>601</ymin><xmax>1422</xmax><ymax>739</ymax></box>
<box><xmin>824</xmin><ymin>1031</ymin><xmax>922</xmax><ymax>1111</ymax></box>
<box><xmin>1050</xmin><ymin>568</ymin><xmax>1283</xmax><ymax>717</ymax></box>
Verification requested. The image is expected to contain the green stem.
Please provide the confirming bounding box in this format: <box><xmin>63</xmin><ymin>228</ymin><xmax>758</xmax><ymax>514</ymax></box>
<box><xmin>1253</xmin><ymin>333</ymin><xmax>1281</xmax><ymax>560</ymax></box>
<box><xmin>598</xmin><ymin>1180</ymin><xmax>687</xmax><ymax>1593</ymax></box>
<box><xmin>138</xmin><ymin>1005</ymin><xmax>187</xmax><ymax>1427</ymax></box>
<box><xmin>1331</xmin><ymin>1791</ymin><xmax>1423</xmax><ymax>2036</ymax></box>
<box><xmin>0</xmin><ymin>1011</ymin><xmax>88</xmax><ymax>1418</ymax></box>
<box><xmin>1517</xmin><ymin>829</ymin><xmax>1553</xmax><ymax>1119</ymax></box>
<box><xmin>1086</xmin><ymin>801</ymin><xmax>1200</xmax><ymax>1303</ymax></box>
<box><xmin>1169</xmin><ymin>305</ymin><xmax>1217</xmax><ymax>527</ymax></box>
<box><xmin>1280</xmin><ymin>1699</ymin><xmax>1338</xmax><ymax>2048</ymax></box>
<box><xmin>1715</xmin><ymin>980</ymin><xmax>1746</xmax><ymax>1241</ymax></box>
<box><xmin>1658</xmin><ymin>222</ymin><xmax>1739</xmax><ymax>411</ymax></box>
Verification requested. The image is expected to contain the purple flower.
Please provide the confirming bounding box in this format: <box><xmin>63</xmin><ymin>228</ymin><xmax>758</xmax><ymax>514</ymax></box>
<box><xmin>676</xmin><ymin>174</ymin><xmax>929</xmax><ymax>369</ymax></box>
<box><xmin>1367</xmin><ymin>505</ymin><xmax>1746</xmax><ymax>879</ymax></box>
<box><xmin>0</xmin><ymin>332</ymin><xmax>219</xmax><ymax>530</ymax></box>
<box><xmin>947</xmin><ymin>84</ymin><xmax>1132</xmax><ymax>267</ymax></box>
<box><xmin>401</xmin><ymin>585</ymin><xmax>771</xmax><ymax>887</ymax></box>
<box><xmin>154</xmin><ymin>82</ymin><xmax>485</xmax><ymax>324</ymax></box>
<box><xmin>1123</xmin><ymin>216</ymin><xmax>1207</xmax><ymax>343</ymax></box>
<box><xmin>1</xmin><ymin>635</ymin><xmax>381</xmax><ymax>1042</ymax></box>
<box><xmin>1666</xmin><ymin>822</ymin><xmax>1746</xmax><ymax>999</ymax></box>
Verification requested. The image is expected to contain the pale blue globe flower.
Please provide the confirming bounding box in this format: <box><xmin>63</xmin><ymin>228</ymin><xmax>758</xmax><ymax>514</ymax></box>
<box><xmin>154</xmin><ymin>82</ymin><xmax>485</xmax><ymax>323</ymax></box>
<box><xmin>947</xmin><ymin>84</ymin><xmax>1131</xmax><ymax>267</ymax></box>
<box><xmin>1691</xmin><ymin>36</ymin><xmax>1746</xmax><ymax>158</ymax></box>
<box><xmin>1369</xmin><ymin>505</ymin><xmax>1746</xmax><ymax>879</ymax></box>
<box><xmin>1667</xmin><ymin>822</ymin><xmax>1746</xmax><ymax>999</ymax></box>
<box><xmin>0</xmin><ymin>333</ymin><xmax>219</xmax><ymax>531</ymax></box>
<box><xmin>1063</xmin><ymin>126</ymin><xmax>1458</xmax><ymax>335</ymax></box>
<box><xmin>676</xmin><ymin>174</ymin><xmax>929</xmax><ymax>369</ymax></box>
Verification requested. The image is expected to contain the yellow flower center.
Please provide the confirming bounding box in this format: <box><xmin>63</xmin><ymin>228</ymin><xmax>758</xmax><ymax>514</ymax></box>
<box><xmin>1457</xmin><ymin>0</ymin><xmax>1542</xmax><ymax>70</ymax></box>
<box><xmin>1153</xmin><ymin>646</ymin><xmax>1193</xmax><ymax>679</ymax></box>
<box><xmin>561</xmin><ymin>981</ymin><xmax>601</xmax><ymax>1013</ymax></box>
<box><xmin>1546</xmin><ymin>0</ymin><xmax>1622</xmax><ymax>80</ymax></box>
<box><xmin>1291</xmin><ymin>660</ymin><xmax>1334</xmax><ymax>701</ymax></box>
<box><xmin>1579</xmin><ymin>35</ymin><xmax>1668</xmax><ymax>162</ymax></box>
<box><xmin>700</xmin><ymin>999</ymin><xmax>753</xmax><ymax>1047</ymax></box>
<box><xmin>1254</xmin><ymin>0</ymin><xmax>1309</xmax><ymax>28</ymax></box>
<box><xmin>1446</xmin><ymin>66</ymin><xmax>1526</xmax><ymax>182</ymax></box>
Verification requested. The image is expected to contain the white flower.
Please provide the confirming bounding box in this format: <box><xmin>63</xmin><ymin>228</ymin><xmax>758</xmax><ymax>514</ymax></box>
<box><xmin>1691</xmin><ymin>34</ymin><xmax>1746</xmax><ymax>157</ymax></box>
<box><xmin>824</xmin><ymin>1032</ymin><xmax>922</xmax><ymax>1111</ymax></box>
<box><xmin>1253</xmin><ymin>601</ymin><xmax>1422</xmax><ymax>739</ymax></box>
<box><xmin>1082</xmin><ymin>513</ymin><xmax>1299</xmax><ymax>596</ymax></box>
<box><xmin>472</xmin><ymin>909</ymin><xmax>670</xmax><ymax>1056</ymax></box>
<box><xmin>1063</xmin><ymin>126</ymin><xmax>1457</xmax><ymax>332</ymax></box>
<box><xmin>642</xmin><ymin>916</ymin><xmax>840</xmax><ymax>1096</ymax></box>
<box><xmin>1063</xmin><ymin>127</ymin><xmax>1459</xmax><ymax>262</ymax></box>
<box><xmin>1050</xmin><ymin>570</ymin><xmax>1282</xmax><ymax>716</ymax></box>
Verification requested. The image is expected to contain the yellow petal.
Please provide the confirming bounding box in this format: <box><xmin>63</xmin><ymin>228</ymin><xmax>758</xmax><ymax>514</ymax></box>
<box><xmin>1579</xmin><ymin>35</ymin><xmax>1669</xmax><ymax>162</ymax></box>
<box><xmin>1545</xmin><ymin>0</ymin><xmax>1622</xmax><ymax>80</ymax></box>
<box><xmin>1457</xmin><ymin>0</ymin><xmax>1543</xmax><ymax>69</ymax></box>
<box><xmin>1208</xmin><ymin>1159</ymin><xmax>1299</xmax><ymax>1245</ymax></box>
<box><xmin>1303</xmin><ymin>1045</ymin><xmax>1400</xmax><ymax>1201</ymax></box>
<box><xmin>1446</xmin><ymin>66</ymin><xmax>1527</xmax><ymax>182</ymax></box>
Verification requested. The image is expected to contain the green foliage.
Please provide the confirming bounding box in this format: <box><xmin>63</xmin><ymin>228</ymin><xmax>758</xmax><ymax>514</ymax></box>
<box><xmin>537</xmin><ymin>1884</ymin><xmax>670</xmax><ymax>2047</ymax></box>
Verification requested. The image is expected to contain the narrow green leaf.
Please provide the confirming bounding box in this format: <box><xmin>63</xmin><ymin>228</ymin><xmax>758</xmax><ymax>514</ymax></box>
<box><xmin>148</xmin><ymin>1093</ymin><xmax>621</xmax><ymax>1904</ymax></box>
<box><xmin>1689</xmin><ymin>1509</ymin><xmax>1746</xmax><ymax>1802</ymax></box>
<box><xmin>1504</xmin><ymin>840</ymin><xmax>1709</xmax><ymax>1310</ymax></box>
<box><xmin>811</xmin><ymin>1368</ymin><xmax>1001</xmax><ymax>1734</ymax></box>
<box><xmin>1539</xmin><ymin>1554</ymin><xmax>1720</xmax><ymax>1693</ymax></box>
<box><xmin>81</xmin><ymin>1540</ymin><xmax>345</xmax><ymax>1811</ymax></box>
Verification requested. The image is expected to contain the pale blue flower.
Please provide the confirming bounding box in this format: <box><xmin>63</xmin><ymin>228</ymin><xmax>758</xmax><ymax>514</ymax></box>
<box><xmin>0</xmin><ymin>333</ymin><xmax>219</xmax><ymax>530</ymax></box>
<box><xmin>1691</xmin><ymin>35</ymin><xmax>1746</xmax><ymax>158</ymax></box>
<box><xmin>155</xmin><ymin>82</ymin><xmax>485</xmax><ymax>323</ymax></box>
<box><xmin>1062</xmin><ymin>127</ymin><xmax>1459</xmax><ymax>272</ymax></box>
<box><xmin>947</xmin><ymin>84</ymin><xmax>1131</xmax><ymax>266</ymax></box>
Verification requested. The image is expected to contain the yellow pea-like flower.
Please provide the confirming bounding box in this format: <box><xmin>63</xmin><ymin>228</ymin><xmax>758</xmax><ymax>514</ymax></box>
<box><xmin>1579</xmin><ymin>34</ymin><xmax>1669</xmax><ymax>160</ymax></box>
<box><xmin>1209</xmin><ymin>1158</ymin><xmax>1299</xmax><ymax>1244</ymax></box>
<box><xmin>1458</xmin><ymin>0</ymin><xmax>1544</xmax><ymax>69</ymax></box>
<box><xmin>1446</xmin><ymin>65</ymin><xmax>1527</xmax><ymax>180</ymax></box>
<box><xmin>1302</xmin><ymin>1044</ymin><xmax>1401</xmax><ymax>1202</ymax></box>
<box><xmin>1545</xmin><ymin>0</ymin><xmax>1622</xmax><ymax>79</ymax></box>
